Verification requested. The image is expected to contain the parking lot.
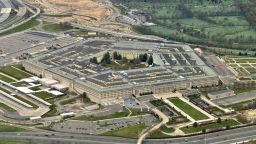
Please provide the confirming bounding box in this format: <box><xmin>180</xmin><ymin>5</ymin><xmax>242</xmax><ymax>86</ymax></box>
<box><xmin>52</xmin><ymin>114</ymin><xmax>158</xmax><ymax>135</ymax></box>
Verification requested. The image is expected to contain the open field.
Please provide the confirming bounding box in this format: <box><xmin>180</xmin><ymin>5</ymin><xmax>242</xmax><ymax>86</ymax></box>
<box><xmin>180</xmin><ymin>119</ymin><xmax>240</xmax><ymax>134</ymax></box>
<box><xmin>114</xmin><ymin>0</ymin><xmax>256</xmax><ymax>50</ymax></box>
<box><xmin>169</xmin><ymin>98</ymin><xmax>209</xmax><ymax>120</ymax></box>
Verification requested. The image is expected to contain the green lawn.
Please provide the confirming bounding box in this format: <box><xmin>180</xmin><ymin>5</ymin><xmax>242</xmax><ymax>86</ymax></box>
<box><xmin>0</xmin><ymin>123</ymin><xmax>27</xmax><ymax>132</ymax></box>
<box><xmin>0</xmin><ymin>74</ymin><xmax>15</xmax><ymax>83</ymax></box>
<box><xmin>72</xmin><ymin>109</ymin><xmax>130</xmax><ymax>121</ymax></box>
<box><xmin>42</xmin><ymin>23</ymin><xmax>73</xmax><ymax>32</ymax></box>
<box><xmin>102</xmin><ymin>124</ymin><xmax>147</xmax><ymax>139</ymax></box>
<box><xmin>148</xmin><ymin>126</ymin><xmax>175</xmax><ymax>139</ymax></box>
<box><xmin>0</xmin><ymin>66</ymin><xmax>31</xmax><ymax>80</ymax></box>
<box><xmin>29</xmin><ymin>86</ymin><xmax>41</xmax><ymax>91</ymax></box>
<box><xmin>42</xmin><ymin>104</ymin><xmax>58</xmax><ymax>118</ymax></box>
<box><xmin>0</xmin><ymin>103</ymin><xmax>16</xmax><ymax>112</ymax></box>
<box><xmin>169</xmin><ymin>98</ymin><xmax>209</xmax><ymax>120</ymax></box>
<box><xmin>34</xmin><ymin>92</ymin><xmax>53</xmax><ymax>100</ymax></box>
<box><xmin>180</xmin><ymin>119</ymin><xmax>240</xmax><ymax>134</ymax></box>
<box><xmin>72</xmin><ymin>108</ymin><xmax>148</xmax><ymax>121</ymax></box>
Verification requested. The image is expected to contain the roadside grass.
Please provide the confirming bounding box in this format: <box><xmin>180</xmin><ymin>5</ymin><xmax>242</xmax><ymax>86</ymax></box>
<box><xmin>0</xmin><ymin>123</ymin><xmax>27</xmax><ymax>132</ymax></box>
<box><xmin>0</xmin><ymin>102</ymin><xmax>16</xmax><ymax>112</ymax></box>
<box><xmin>0</xmin><ymin>66</ymin><xmax>31</xmax><ymax>80</ymax></box>
<box><xmin>0</xmin><ymin>140</ymin><xmax>38</xmax><ymax>144</ymax></box>
<box><xmin>101</xmin><ymin>124</ymin><xmax>147</xmax><ymax>139</ymax></box>
<box><xmin>0</xmin><ymin>74</ymin><xmax>15</xmax><ymax>83</ymax></box>
<box><xmin>0</xmin><ymin>19</ymin><xmax>40</xmax><ymax>36</ymax></box>
<box><xmin>180</xmin><ymin>119</ymin><xmax>240</xmax><ymax>134</ymax></box>
<box><xmin>169</xmin><ymin>98</ymin><xmax>209</xmax><ymax>120</ymax></box>
<box><xmin>148</xmin><ymin>126</ymin><xmax>175</xmax><ymax>139</ymax></box>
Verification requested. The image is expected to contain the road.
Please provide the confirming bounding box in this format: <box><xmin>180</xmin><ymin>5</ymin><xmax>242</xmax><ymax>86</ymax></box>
<box><xmin>0</xmin><ymin>125</ymin><xmax>256</xmax><ymax>144</ymax></box>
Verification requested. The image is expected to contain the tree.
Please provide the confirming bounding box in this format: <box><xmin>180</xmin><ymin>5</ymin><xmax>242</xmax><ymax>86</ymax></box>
<box><xmin>90</xmin><ymin>57</ymin><xmax>98</xmax><ymax>64</ymax></box>
<box><xmin>217</xmin><ymin>117</ymin><xmax>222</xmax><ymax>123</ymax></box>
<box><xmin>139</xmin><ymin>53</ymin><xmax>148</xmax><ymax>62</ymax></box>
<box><xmin>101</xmin><ymin>52</ymin><xmax>111</xmax><ymax>64</ymax></box>
<box><xmin>148</xmin><ymin>55</ymin><xmax>154</xmax><ymax>65</ymax></box>
<box><xmin>193</xmin><ymin>122</ymin><xmax>198</xmax><ymax>127</ymax></box>
<box><xmin>113</xmin><ymin>51</ymin><xmax>122</xmax><ymax>60</ymax></box>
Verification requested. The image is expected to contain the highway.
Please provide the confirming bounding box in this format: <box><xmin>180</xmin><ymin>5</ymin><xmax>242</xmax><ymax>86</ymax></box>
<box><xmin>0</xmin><ymin>125</ymin><xmax>255</xmax><ymax>144</ymax></box>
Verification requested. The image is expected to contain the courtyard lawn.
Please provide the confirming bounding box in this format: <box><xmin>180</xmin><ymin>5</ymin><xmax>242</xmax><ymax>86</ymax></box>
<box><xmin>180</xmin><ymin>119</ymin><xmax>240</xmax><ymax>134</ymax></box>
<box><xmin>169</xmin><ymin>98</ymin><xmax>209</xmax><ymax>120</ymax></box>
<box><xmin>102</xmin><ymin>124</ymin><xmax>147</xmax><ymax>139</ymax></box>
<box><xmin>0</xmin><ymin>66</ymin><xmax>31</xmax><ymax>80</ymax></box>
<box><xmin>34</xmin><ymin>91</ymin><xmax>53</xmax><ymax>100</ymax></box>
<box><xmin>0</xmin><ymin>74</ymin><xmax>15</xmax><ymax>83</ymax></box>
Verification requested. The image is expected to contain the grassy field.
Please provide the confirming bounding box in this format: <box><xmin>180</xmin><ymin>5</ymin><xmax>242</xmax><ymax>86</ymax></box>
<box><xmin>113</xmin><ymin>0</ymin><xmax>256</xmax><ymax>50</ymax></box>
<box><xmin>42</xmin><ymin>23</ymin><xmax>73</xmax><ymax>32</ymax></box>
<box><xmin>0</xmin><ymin>66</ymin><xmax>31</xmax><ymax>80</ymax></box>
<box><xmin>180</xmin><ymin>119</ymin><xmax>240</xmax><ymax>134</ymax></box>
<box><xmin>102</xmin><ymin>124</ymin><xmax>147</xmax><ymax>139</ymax></box>
<box><xmin>169</xmin><ymin>98</ymin><xmax>209</xmax><ymax>120</ymax></box>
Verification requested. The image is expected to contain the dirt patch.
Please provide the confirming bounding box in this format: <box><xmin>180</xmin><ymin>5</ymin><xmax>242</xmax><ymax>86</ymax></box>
<box><xmin>25</xmin><ymin>0</ymin><xmax>110</xmax><ymax>23</ymax></box>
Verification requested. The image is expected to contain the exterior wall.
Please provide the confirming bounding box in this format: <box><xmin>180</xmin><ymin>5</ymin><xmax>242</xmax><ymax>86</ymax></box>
<box><xmin>22</xmin><ymin>62</ymin><xmax>44</xmax><ymax>76</ymax></box>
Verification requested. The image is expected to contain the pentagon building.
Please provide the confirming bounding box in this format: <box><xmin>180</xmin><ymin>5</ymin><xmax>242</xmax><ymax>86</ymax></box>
<box><xmin>23</xmin><ymin>39</ymin><xmax>219</xmax><ymax>105</ymax></box>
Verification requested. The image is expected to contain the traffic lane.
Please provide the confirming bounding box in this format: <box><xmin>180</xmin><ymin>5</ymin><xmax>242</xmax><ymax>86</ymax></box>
<box><xmin>145</xmin><ymin>125</ymin><xmax>256</xmax><ymax>144</ymax></box>
<box><xmin>0</xmin><ymin>132</ymin><xmax>136</xmax><ymax>144</ymax></box>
